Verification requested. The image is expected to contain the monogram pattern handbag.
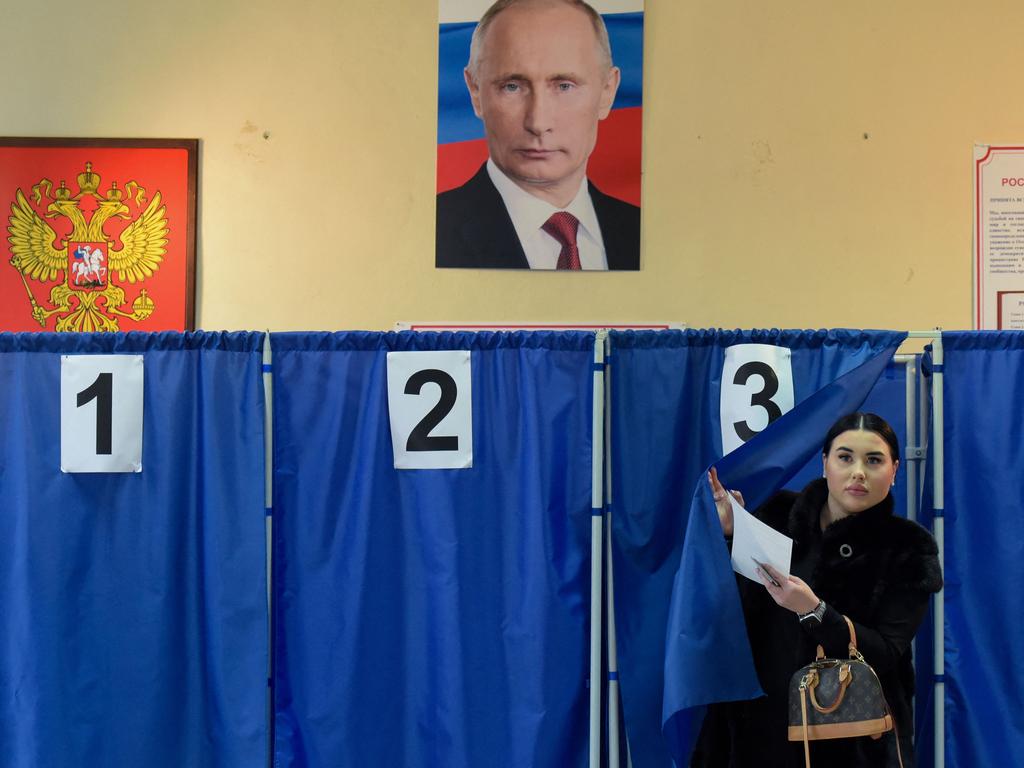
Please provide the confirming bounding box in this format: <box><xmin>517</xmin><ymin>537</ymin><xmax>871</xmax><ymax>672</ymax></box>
<box><xmin>787</xmin><ymin>615</ymin><xmax>903</xmax><ymax>768</ymax></box>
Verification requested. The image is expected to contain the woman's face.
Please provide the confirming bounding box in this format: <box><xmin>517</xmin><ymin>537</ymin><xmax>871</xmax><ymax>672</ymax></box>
<box><xmin>822</xmin><ymin>429</ymin><xmax>899</xmax><ymax>516</ymax></box>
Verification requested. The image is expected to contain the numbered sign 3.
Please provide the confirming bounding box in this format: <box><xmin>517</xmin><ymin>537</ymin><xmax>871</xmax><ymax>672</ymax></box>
<box><xmin>386</xmin><ymin>350</ymin><xmax>472</xmax><ymax>469</ymax></box>
<box><xmin>720</xmin><ymin>344</ymin><xmax>794</xmax><ymax>455</ymax></box>
<box><xmin>61</xmin><ymin>355</ymin><xmax>144</xmax><ymax>473</ymax></box>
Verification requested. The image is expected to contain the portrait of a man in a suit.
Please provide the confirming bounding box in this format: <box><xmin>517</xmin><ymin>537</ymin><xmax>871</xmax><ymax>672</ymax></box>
<box><xmin>436</xmin><ymin>0</ymin><xmax>641</xmax><ymax>271</ymax></box>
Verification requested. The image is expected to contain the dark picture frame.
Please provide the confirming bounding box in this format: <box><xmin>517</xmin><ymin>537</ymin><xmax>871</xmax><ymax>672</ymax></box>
<box><xmin>1</xmin><ymin>137</ymin><xmax>198</xmax><ymax>331</ymax></box>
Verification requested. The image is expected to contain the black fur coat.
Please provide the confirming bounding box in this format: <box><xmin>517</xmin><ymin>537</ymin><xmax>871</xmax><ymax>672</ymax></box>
<box><xmin>692</xmin><ymin>479</ymin><xmax>943</xmax><ymax>768</ymax></box>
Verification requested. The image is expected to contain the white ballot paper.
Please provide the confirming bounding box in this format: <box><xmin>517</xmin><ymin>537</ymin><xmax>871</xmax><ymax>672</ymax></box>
<box><xmin>729</xmin><ymin>494</ymin><xmax>793</xmax><ymax>585</ymax></box>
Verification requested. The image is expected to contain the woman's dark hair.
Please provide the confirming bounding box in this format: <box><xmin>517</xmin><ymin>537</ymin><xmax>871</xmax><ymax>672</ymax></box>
<box><xmin>822</xmin><ymin>412</ymin><xmax>900</xmax><ymax>462</ymax></box>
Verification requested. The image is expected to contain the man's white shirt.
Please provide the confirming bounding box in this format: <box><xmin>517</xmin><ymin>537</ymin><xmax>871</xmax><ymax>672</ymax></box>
<box><xmin>486</xmin><ymin>159</ymin><xmax>608</xmax><ymax>270</ymax></box>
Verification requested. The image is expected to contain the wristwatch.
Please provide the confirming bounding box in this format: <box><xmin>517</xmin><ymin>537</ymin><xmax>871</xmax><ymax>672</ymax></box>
<box><xmin>798</xmin><ymin>599</ymin><xmax>827</xmax><ymax>626</ymax></box>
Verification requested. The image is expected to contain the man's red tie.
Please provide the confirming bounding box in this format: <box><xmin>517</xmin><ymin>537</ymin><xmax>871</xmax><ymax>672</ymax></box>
<box><xmin>542</xmin><ymin>212</ymin><xmax>582</xmax><ymax>270</ymax></box>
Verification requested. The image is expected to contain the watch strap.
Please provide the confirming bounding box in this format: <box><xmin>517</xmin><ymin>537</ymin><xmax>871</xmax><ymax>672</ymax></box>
<box><xmin>798</xmin><ymin>599</ymin><xmax>826</xmax><ymax>623</ymax></box>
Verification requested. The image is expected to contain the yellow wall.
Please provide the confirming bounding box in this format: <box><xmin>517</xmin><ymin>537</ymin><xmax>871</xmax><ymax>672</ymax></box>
<box><xmin>2</xmin><ymin>1</ymin><xmax>1020</xmax><ymax>331</ymax></box>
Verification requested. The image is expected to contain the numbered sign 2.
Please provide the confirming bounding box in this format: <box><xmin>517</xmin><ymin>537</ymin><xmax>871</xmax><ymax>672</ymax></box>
<box><xmin>386</xmin><ymin>350</ymin><xmax>472</xmax><ymax>469</ymax></box>
<box><xmin>720</xmin><ymin>344</ymin><xmax>794</xmax><ymax>455</ymax></box>
<box><xmin>61</xmin><ymin>355</ymin><xmax>144</xmax><ymax>473</ymax></box>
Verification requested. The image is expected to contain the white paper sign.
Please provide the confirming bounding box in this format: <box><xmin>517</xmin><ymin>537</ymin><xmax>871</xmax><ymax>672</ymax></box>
<box><xmin>720</xmin><ymin>344</ymin><xmax>794</xmax><ymax>455</ymax></box>
<box><xmin>999</xmin><ymin>291</ymin><xmax>1024</xmax><ymax>329</ymax></box>
<box><xmin>386</xmin><ymin>350</ymin><xmax>472</xmax><ymax>469</ymax></box>
<box><xmin>974</xmin><ymin>145</ymin><xmax>1024</xmax><ymax>329</ymax></box>
<box><xmin>61</xmin><ymin>355</ymin><xmax>144</xmax><ymax>473</ymax></box>
<box><xmin>730</xmin><ymin>495</ymin><xmax>793</xmax><ymax>585</ymax></box>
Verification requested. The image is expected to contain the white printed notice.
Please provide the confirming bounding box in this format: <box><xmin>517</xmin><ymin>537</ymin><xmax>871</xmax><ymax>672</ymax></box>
<box><xmin>729</xmin><ymin>494</ymin><xmax>793</xmax><ymax>586</ymax></box>
<box><xmin>974</xmin><ymin>145</ymin><xmax>1024</xmax><ymax>329</ymax></box>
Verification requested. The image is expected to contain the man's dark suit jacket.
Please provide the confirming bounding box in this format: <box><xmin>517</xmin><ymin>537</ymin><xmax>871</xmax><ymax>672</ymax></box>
<box><xmin>435</xmin><ymin>163</ymin><xmax>640</xmax><ymax>270</ymax></box>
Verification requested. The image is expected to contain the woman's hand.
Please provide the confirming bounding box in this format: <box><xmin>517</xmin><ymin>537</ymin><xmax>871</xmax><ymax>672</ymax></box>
<box><xmin>708</xmin><ymin>467</ymin><xmax>744</xmax><ymax>538</ymax></box>
<box><xmin>755</xmin><ymin>563</ymin><xmax>821</xmax><ymax>615</ymax></box>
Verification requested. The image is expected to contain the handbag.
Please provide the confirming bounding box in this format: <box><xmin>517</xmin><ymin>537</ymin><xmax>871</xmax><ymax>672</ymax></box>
<box><xmin>787</xmin><ymin>615</ymin><xmax>903</xmax><ymax>768</ymax></box>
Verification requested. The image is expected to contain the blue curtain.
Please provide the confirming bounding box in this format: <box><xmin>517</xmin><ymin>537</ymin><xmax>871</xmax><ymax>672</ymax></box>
<box><xmin>0</xmin><ymin>332</ymin><xmax>268</xmax><ymax>768</ymax></box>
<box><xmin>271</xmin><ymin>331</ymin><xmax>596</xmax><ymax>768</ymax></box>
<box><xmin>928</xmin><ymin>332</ymin><xmax>1024</xmax><ymax>767</ymax></box>
<box><xmin>608</xmin><ymin>329</ymin><xmax>906</xmax><ymax>768</ymax></box>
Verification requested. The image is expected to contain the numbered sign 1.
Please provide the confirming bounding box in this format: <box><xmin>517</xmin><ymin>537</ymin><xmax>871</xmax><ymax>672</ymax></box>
<box><xmin>61</xmin><ymin>355</ymin><xmax>144</xmax><ymax>473</ymax></box>
<box><xmin>386</xmin><ymin>350</ymin><xmax>472</xmax><ymax>469</ymax></box>
<box><xmin>720</xmin><ymin>344</ymin><xmax>794</xmax><ymax>455</ymax></box>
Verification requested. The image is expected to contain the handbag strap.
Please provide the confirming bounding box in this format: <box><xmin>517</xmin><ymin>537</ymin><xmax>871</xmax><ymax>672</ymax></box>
<box><xmin>808</xmin><ymin>664</ymin><xmax>852</xmax><ymax>714</ymax></box>
<box><xmin>800</xmin><ymin>683</ymin><xmax>812</xmax><ymax>768</ymax></box>
<box><xmin>843</xmin><ymin>615</ymin><xmax>861</xmax><ymax>659</ymax></box>
<box><xmin>892</xmin><ymin>718</ymin><xmax>905</xmax><ymax>768</ymax></box>
<box><xmin>814</xmin><ymin>615</ymin><xmax>859</xmax><ymax>661</ymax></box>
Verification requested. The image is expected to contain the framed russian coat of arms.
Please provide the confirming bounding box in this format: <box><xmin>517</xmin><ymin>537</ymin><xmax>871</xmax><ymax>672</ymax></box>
<box><xmin>1</xmin><ymin>138</ymin><xmax>197</xmax><ymax>332</ymax></box>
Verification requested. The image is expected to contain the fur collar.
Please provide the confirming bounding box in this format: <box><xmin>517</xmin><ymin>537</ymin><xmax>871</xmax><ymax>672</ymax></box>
<box><xmin>786</xmin><ymin>477</ymin><xmax>895</xmax><ymax>544</ymax></box>
<box><xmin>783</xmin><ymin>478</ymin><xmax>942</xmax><ymax>597</ymax></box>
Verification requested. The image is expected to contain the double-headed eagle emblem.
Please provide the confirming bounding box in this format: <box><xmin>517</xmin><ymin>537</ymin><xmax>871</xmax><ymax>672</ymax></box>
<box><xmin>7</xmin><ymin>162</ymin><xmax>167</xmax><ymax>331</ymax></box>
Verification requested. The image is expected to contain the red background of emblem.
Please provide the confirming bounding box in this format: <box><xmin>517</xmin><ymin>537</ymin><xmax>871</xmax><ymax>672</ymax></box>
<box><xmin>0</xmin><ymin>141</ymin><xmax>196</xmax><ymax>331</ymax></box>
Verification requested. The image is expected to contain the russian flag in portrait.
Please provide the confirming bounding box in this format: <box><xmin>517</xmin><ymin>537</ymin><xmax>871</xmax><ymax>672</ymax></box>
<box><xmin>437</xmin><ymin>0</ymin><xmax>644</xmax><ymax>206</ymax></box>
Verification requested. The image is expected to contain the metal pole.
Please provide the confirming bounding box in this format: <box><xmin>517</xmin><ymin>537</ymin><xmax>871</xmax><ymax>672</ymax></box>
<box><xmin>590</xmin><ymin>330</ymin><xmax>608</xmax><ymax>768</ymax></box>
<box><xmin>604</xmin><ymin>335</ymin><xmax>620</xmax><ymax>768</ymax></box>
<box><xmin>262</xmin><ymin>333</ymin><xmax>274</xmax><ymax>768</ymax></box>
<box><xmin>906</xmin><ymin>330</ymin><xmax>944</xmax><ymax>768</ymax></box>
<box><xmin>895</xmin><ymin>354</ymin><xmax>919</xmax><ymax>524</ymax></box>
<box><xmin>919</xmin><ymin>355</ymin><xmax>931</xmax><ymax>504</ymax></box>
<box><xmin>606</xmin><ymin>509</ymin><xmax>621</xmax><ymax>768</ymax></box>
<box><xmin>895</xmin><ymin>353</ymin><xmax>920</xmax><ymax>731</ymax></box>
<box><xmin>931</xmin><ymin>333</ymin><xmax>945</xmax><ymax>768</ymax></box>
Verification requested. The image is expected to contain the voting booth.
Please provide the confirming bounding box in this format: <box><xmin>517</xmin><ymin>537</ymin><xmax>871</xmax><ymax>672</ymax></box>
<box><xmin>0</xmin><ymin>332</ymin><xmax>267</xmax><ymax>768</ymax></box>
<box><xmin>0</xmin><ymin>329</ymin><xmax>1014</xmax><ymax>768</ymax></box>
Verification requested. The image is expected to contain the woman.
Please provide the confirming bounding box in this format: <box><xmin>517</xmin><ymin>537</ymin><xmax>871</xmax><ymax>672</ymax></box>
<box><xmin>692</xmin><ymin>412</ymin><xmax>943</xmax><ymax>768</ymax></box>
